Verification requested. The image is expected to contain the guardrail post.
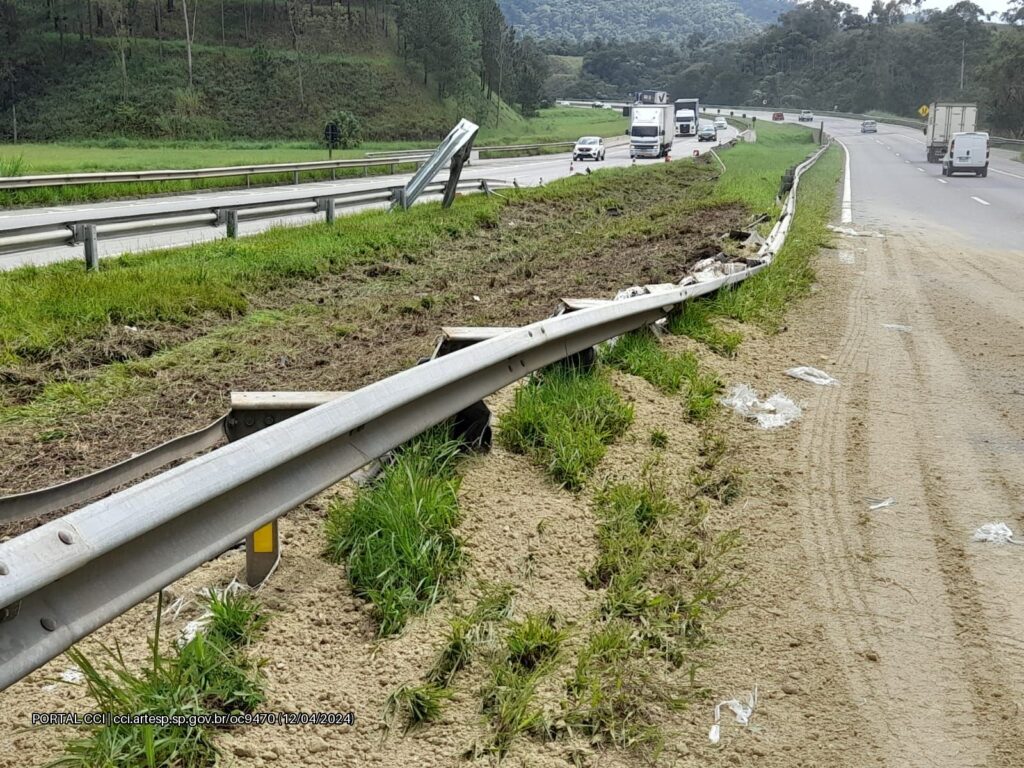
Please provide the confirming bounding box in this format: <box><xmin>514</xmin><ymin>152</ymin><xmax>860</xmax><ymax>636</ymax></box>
<box><xmin>80</xmin><ymin>224</ymin><xmax>99</xmax><ymax>271</ymax></box>
<box><xmin>293</xmin><ymin>171</ymin><xmax>300</xmax><ymax>185</ymax></box>
<box><xmin>224</xmin><ymin>209</ymin><xmax>239</xmax><ymax>239</ymax></box>
<box><xmin>245</xmin><ymin>520</ymin><xmax>280</xmax><ymax>588</ymax></box>
<box><xmin>480</xmin><ymin>180</ymin><xmax>492</xmax><ymax>196</ymax></box>
<box><xmin>319</xmin><ymin>197</ymin><xmax>336</xmax><ymax>224</ymax></box>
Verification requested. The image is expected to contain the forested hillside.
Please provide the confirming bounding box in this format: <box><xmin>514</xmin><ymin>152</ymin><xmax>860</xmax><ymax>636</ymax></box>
<box><xmin>499</xmin><ymin>0</ymin><xmax>795</xmax><ymax>43</ymax></box>
<box><xmin>0</xmin><ymin>0</ymin><xmax>548</xmax><ymax>142</ymax></box>
<box><xmin>550</xmin><ymin>0</ymin><xmax>1024</xmax><ymax>138</ymax></box>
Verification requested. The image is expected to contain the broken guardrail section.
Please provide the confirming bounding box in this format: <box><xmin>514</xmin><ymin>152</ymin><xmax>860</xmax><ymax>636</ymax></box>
<box><xmin>395</xmin><ymin>119</ymin><xmax>479</xmax><ymax>211</ymax></box>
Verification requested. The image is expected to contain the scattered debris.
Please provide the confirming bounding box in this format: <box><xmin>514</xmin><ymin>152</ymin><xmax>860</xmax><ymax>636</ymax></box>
<box><xmin>972</xmin><ymin>523</ymin><xmax>1022</xmax><ymax>545</ymax></box>
<box><xmin>828</xmin><ymin>224</ymin><xmax>886</xmax><ymax>238</ymax></box>
<box><xmin>837</xmin><ymin>250</ymin><xmax>855</xmax><ymax>264</ymax></box>
<box><xmin>882</xmin><ymin>324</ymin><xmax>912</xmax><ymax>333</ymax></box>
<box><xmin>708</xmin><ymin>688</ymin><xmax>758</xmax><ymax>744</ymax></box>
<box><xmin>721</xmin><ymin>385</ymin><xmax>801</xmax><ymax>430</ymax></box>
<box><xmin>786</xmin><ymin>366</ymin><xmax>839</xmax><ymax>386</ymax></box>
<box><xmin>472</xmin><ymin>295</ymin><xmax>481</xmax><ymax>302</ymax></box>
<box><xmin>866</xmin><ymin>497</ymin><xmax>896</xmax><ymax>511</ymax></box>
<box><xmin>614</xmin><ymin>283</ymin><xmax>678</xmax><ymax>301</ymax></box>
<box><xmin>685</xmin><ymin>255</ymin><xmax>751</xmax><ymax>285</ymax></box>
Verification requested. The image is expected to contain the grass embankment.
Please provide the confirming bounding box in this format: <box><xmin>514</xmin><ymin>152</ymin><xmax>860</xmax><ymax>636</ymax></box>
<box><xmin>51</xmin><ymin>589</ymin><xmax>269</xmax><ymax>768</ymax></box>
<box><xmin>324</xmin><ymin>428</ymin><xmax>466</xmax><ymax>636</ymax></box>
<box><xmin>0</xmin><ymin>108</ymin><xmax>626</xmax><ymax>206</ymax></box>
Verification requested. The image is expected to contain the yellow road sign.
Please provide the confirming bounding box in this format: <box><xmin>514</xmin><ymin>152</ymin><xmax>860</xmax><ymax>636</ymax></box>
<box><xmin>918</xmin><ymin>105</ymin><xmax>929</xmax><ymax>117</ymax></box>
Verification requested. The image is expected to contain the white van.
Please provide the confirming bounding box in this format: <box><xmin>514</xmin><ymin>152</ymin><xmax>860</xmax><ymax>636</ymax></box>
<box><xmin>942</xmin><ymin>131</ymin><xmax>989</xmax><ymax>177</ymax></box>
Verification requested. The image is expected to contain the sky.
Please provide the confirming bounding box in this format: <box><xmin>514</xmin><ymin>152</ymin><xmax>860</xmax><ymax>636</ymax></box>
<box><xmin>845</xmin><ymin>0</ymin><xmax>1014</xmax><ymax>17</ymax></box>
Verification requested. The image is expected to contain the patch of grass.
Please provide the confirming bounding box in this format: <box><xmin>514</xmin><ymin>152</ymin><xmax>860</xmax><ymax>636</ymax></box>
<box><xmin>51</xmin><ymin>590</ymin><xmax>267</xmax><ymax>768</ymax></box>
<box><xmin>204</xmin><ymin>589</ymin><xmax>270</xmax><ymax>649</ymax></box>
<box><xmin>426</xmin><ymin>583</ymin><xmax>514</xmax><ymax>689</ymax></box>
<box><xmin>498</xmin><ymin>366</ymin><xmax>633</xmax><ymax>491</ymax></box>
<box><xmin>505</xmin><ymin>613</ymin><xmax>566</xmax><ymax>673</ymax></box>
<box><xmin>384</xmin><ymin>683</ymin><xmax>453</xmax><ymax>733</ymax></box>
<box><xmin>324</xmin><ymin>427</ymin><xmax>465</xmax><ymax>636</ymax></box>
<box><xmin>649</xmin><ymin>429</ymin><xmax>669</xmax><ymax>448</ymax></box>
<box><xmin>601</xmin><ymin>328</ymin><xmax>722</xmax><ymax>422</ymax></box>
<box><xmin>564</xmin><ymin>620</ymin><xmax>664</xmax><ymax>752</ymax></box>
<box><xmin>602</xmin><ymin>329</ymin><xmax>696</xmax><ymax>394</ymax></box>
<box><xmin>667</xmin><ymin>301</ymin><xmax>743</xmax><ymax>357</ymax></box>
<box><xmin>479</xmin><ymin>613</ymin><xmax>567</xmax><ymax>759</ymax></box>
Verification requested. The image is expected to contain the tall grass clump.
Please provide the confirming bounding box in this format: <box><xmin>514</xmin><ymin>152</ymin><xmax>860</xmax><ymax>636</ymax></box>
<box><xmin>51</xmin><ymin>590</ymin><xmax>268</xmax><ymax>768</ymax></box>
<box><xmin>667</xmin><ymin>301</ymin><xmax>742</xmax><ymax>357</ymax></box>
<box><xmin>0</xmin><ymin>154</ymin><xmax>25</xmax><ymax>177</ymax></box>
<box><xmin>498</xmin><ymin>366</ymin><xmax>633</xmax><ymax>491</ymax></box>
<box><xmin>325</xmin><ymin>428</ymin><xmax>465</xmax><ymax>636</ymax></box>
<box><xmin>601</xmin><ymin>329</ymin><xmax>722</xmax><ymax>421</ymax></box>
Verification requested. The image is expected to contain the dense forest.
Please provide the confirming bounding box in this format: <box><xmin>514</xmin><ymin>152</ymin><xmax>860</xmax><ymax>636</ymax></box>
<box><xmin>499</xmin><ymin>0</ymin><xmax>796</xmax><ymax>44</ymax></box>
<box><xmin>0</xmin><ymin>0</ymin><xmax>549</xmax><ymax>141</ymax></box>
<box><xmin>550</xmin><ymin>0</ymin><xmax>1024</xmax><ymax>136</ymax></box>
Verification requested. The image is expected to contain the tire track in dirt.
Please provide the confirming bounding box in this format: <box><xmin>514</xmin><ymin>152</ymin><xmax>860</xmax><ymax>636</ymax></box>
<box><xmin>796</xmin><ymin>229</ymin><xmax>1024</xmax><ymax>767</ymax></box>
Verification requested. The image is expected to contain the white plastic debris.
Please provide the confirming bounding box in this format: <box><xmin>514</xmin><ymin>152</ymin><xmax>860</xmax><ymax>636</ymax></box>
<box><xmin>708</xmin><ymin>688</ymin><xmax>758</xmax><ymax>744</ymax></box>
<box><xmin>614</xmin><ymin>283</ymin><xmax>678</xmax><ymax>301</ymax></box>
<box><xmin>882</xmin><ymin>323</ymin><xmax>912</xmax><ymax>333</ymax></box>
<box><xmin>828</xmin><ymin>224</ymin><xmax>886</xmax><ymax>238</ymax></box>
<box><xmin>688</xmin><ymin>257</ymin><xmax>750</xmax><ymax>284</ymax></box>
<box><xmin>60</xmin><ymin>668</ymin><xmax>84</xmax><ymax>684</ymax></box>
<box><xmin>867</xmin><ymin>497</ymin><xmax>896</xmax><ymax>511</ymax></box>
<box><xmin>721</xmin><ymin>385</ymin><xmax>801</xmax><ymax>430</ymax></box>
<box><xmin>786</xmin><ymin>366</ymin><xmax>839</xmax><ymax>387</ymax></box>
<box><xmin>837</xmin><ymin>250</ymin><xmax>855</xmax><ymax>264</ymax></box>
<box><xmin>972</xmin><ymin>523</ymin><xmax>1022</xmax><ymax>545</ymax></box>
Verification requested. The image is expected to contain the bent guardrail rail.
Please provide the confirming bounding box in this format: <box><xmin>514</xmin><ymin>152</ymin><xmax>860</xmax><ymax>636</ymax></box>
<box><xmin>397</xmin><ymin>119</ymin><xmax>479</xmax><ymax>210</ymax></box>
<box><xmin>0</xmin><ymin>139</ymin><xmax>830</xmax><ymax>690</ymax></box>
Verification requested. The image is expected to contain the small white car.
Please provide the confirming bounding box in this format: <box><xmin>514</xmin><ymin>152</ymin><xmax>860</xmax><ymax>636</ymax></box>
<box><xmin>942</xmin><ymin>131</ymin><xmax>989</xmax><ymax>177</ymax></box>
<box><xmin>573</xmin><ymin>136</ymin><xmax>606</xmax><ymax>161</ymax></box>
<box><xmin>713</xmin><ymin>117</ymin><xmax>728</xmax><ymax>131</ymax></box>
<box><xmin>860</xmin><ymin>120</ymin><xmax>877</xmax><ymax>133</ymax></box>
<box><xmin>798</xmin><ymin>109</ymin><xmax>814</xmax><ymax>122</ymax></box>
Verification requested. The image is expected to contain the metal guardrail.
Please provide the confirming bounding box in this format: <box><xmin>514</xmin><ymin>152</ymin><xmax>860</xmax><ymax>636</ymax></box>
<box><xmin>0</xmin><ymin>138</ymin><xmax>831</xmax><ymax>690</ymax></box>
<box><xmin>0</xmin><ymin>156</ymin><xmax>437</xmax><ymax>192</ymax></box>
<box><xmin>397</xmin><ymin>119</ymin><xmax>479</xmax><ymax>210</ymax></box>
<box><xmin>0</xmin><ymin>177</ymin><xmax>510</xmax><ymax>267</ymax></box>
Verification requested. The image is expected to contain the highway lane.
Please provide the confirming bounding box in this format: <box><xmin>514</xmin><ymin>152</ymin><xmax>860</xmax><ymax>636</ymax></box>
<box><xmin>0</xmin><ymin>126</ymin><xmax>736</xmax><ymax>270</ymax></box>
<box><xmin>736</xmin><ymin>109</ymin><xmax>1023</xmax><ymax>251</ymax></box>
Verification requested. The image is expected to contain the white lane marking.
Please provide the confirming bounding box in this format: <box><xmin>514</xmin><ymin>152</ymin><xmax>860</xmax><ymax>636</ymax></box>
<box><xmin>917</xmin><ymin>168</ymin><xmax>925</xmax><ymax>173</ymax></box>
<box><xmin>971</xmin><ymin>196</ymin><xmax>990</xmax><ymax>206</ymax></box>
<box><xmin>895</xmin><ymin>152</ymin><xmax>901</xmax><ymax>157</ymax></box>
<box><xmin>837</xmin><ymin>138</ymin><xmax>853</xmax><ymax>224</ymax></box>
<box><xmin>904</xmin><ymin>160</ymin><xmax>910</xmax><ymax>164</ymax></box>
<box><xmin>991</xmin><ymin>167</ymin><xmax>1024</xmax><ymax>181</ymax></box>
<box><xmin>937</xmin><ymin>178</ymin><xmax>948</xmax><ymax>184</ymax></box>
<box><xmin>875</xmin><ymin>139</ymin><xmax>883</xmax><ymax>145</ymax></box>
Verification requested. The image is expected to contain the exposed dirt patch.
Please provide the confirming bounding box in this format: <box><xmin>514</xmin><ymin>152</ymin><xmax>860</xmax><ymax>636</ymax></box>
<box><xmin>0</xmin><ymin>175</ymin><xmax>744</xmax><ymax>501</ymax></box>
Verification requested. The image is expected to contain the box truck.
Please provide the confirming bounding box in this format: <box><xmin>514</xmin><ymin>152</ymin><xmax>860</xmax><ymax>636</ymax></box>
<box><xmin>674</xmin><ymin>98</ymin><xmax>699</xmax><ymax>136</ymax></box>
<box><xmin>629</xmin><ymin>105</ymin><xmax>675</xmax><ymax>159</ymax></box>
<box><xmin>925</xmin><ymin>103</ymin><xmax>978</xmax><ymax>163</ymax></box>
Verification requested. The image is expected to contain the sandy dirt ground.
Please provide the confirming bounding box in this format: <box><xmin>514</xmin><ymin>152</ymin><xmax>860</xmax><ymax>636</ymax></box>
<box><xmin>3</xmin><ymin>226</ymin><xmax>1023</xmax><ymax>766</ymax></box>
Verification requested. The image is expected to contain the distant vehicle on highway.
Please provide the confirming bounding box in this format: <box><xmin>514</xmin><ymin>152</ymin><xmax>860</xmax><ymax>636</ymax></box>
<box><xmin>592</xmin><ymin>101</ymin><xmax>606</xmax><ymax>108</ymax></box>
<box><xmin>629</xmin><ymin>105</ymin><xmax>675</xmax><ymax>159</ymax></box>
<box><xmin>674</xmin><ymin>98</ymin><xmax>700</xmax><ymax>136</ymax></box>
<box><xmin>798</xmin><ymin>110</ymin><xmax>814</xmax><ymax>122</ymax></box>
<box><xmin>772</xmin><ymin>111</ymin><xmax>785</xmax><ymax>121</ymax></box>
<box><xmin>713</xmin><ymin>117</ymin><xmax>728</xmax><ymax>131</ymax></box>
<box><xmin>942</xmin><ymin>131</ymin><xmax>989</xmax><ymax>177</ymax></box>
<box><xmin>925</xmin><ymin>102</ymin><xmax>978</xmax><ymax>163</ymax></box>
<box><xmin>573</xmin><ymin>136</ymin><xmax>606</xmax><ymax>161</ymax></box>
<box><xmin>697</xmin><ymin>124</ymin><xmax>717</xmax><ymax>142</ymax></box>
<box><xmin>860</xmin><ymin>120</ymin><xmax>877</xmax><ymax>133</ymax></box>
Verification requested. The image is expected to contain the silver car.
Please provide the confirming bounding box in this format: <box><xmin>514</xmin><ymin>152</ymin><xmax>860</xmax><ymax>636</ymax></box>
<box><xmin>573</xmin><ymin>136</ymin><xmax>606</xmax><ymax>161</ymax></box>
<box><xmin>860</xmin><ymin>120</ymin><xmax>877</xmax><ymax>133</ymax></box>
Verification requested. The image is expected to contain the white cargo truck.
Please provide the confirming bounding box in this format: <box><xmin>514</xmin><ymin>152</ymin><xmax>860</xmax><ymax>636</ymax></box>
<box><xmin>629</xmin><ymin>105</ymin><xmax>675</xmax><ymax>159</ymax></box>
<box><xmin>925</xmin><ymin>103</ymin><xmax>977</xmax><ymax>163</ymax></box>
<box><xmin>674</xmin><ymin>98</ymin><xmax>699</xmax><ymax>136</ymax></box>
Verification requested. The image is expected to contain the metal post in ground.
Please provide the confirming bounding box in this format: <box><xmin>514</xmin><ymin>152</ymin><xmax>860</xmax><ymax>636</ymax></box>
<box><xmin>293</xmin><ymin>171</ymin><xmax>299</xmax><ymax>185</ymax></box>
<box><xmin>225</xmin><ymin>209</ymin><xmax>239</xmax><ymax>239</ymax></box>
<box><xmin>245</xmin><ymin>520</ymin><xmax>279</xmax><ymax>588</ymax></box>
<box><xmin>81</xmin><ymin>224</ymin><xmax>99</xmax><ymax>271</ymax></box>
<box><xmin>321</xmin><ymin>197</ymin><xmax>336</xmax><ymax>224</ymax></box>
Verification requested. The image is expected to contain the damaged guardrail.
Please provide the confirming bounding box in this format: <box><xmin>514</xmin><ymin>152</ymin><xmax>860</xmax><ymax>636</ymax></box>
<box><xmin>0</xmin><ymin>138</ymin><xmax>831</xmax><ymax>691</ymax></box>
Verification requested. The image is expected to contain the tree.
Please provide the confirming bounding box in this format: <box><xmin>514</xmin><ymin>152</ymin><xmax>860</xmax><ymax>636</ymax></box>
<box><xmin>181</xmin><ymin>0</ymin><xmax>198</xmax><ymax>88</ymax></box>
<box><xmin>97</xmin><ymin>0</ymin><xmax>133</xmax><ymax>100</ymax></box>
